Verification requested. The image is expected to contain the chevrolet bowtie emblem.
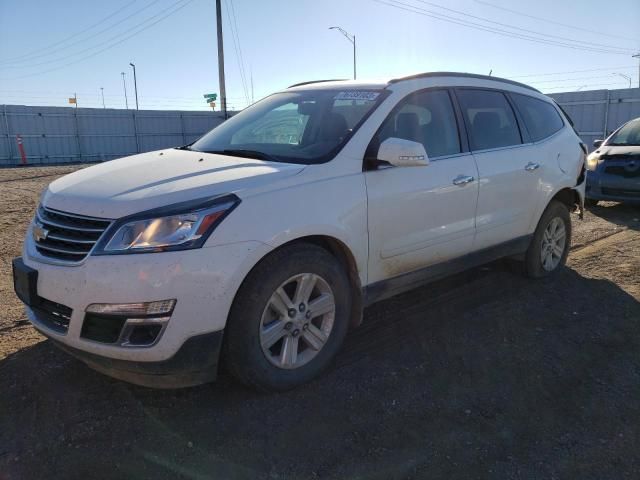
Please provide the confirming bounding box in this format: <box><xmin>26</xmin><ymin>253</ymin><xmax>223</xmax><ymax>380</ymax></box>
<box><xmin>33</xmin><ymin>223</ymin><xmax>49</xmax><ymax>242</ymax></box>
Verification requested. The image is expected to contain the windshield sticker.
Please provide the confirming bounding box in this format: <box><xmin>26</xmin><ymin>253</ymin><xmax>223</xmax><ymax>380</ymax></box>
<box><xmin>334</xmin><ymin>91</ymin><xmax>380</xmax><ymax>101</ymax></box>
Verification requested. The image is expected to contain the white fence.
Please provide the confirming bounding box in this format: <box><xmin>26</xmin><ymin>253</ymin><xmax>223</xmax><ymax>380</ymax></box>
<box><xmin>549</xmin><ymin>87</ymin><xmax>640</xmax><ymax>150</ymax></box>
<box><xmin>0</xmin><ymin>105</ymin><xmax>233</xmax><ymax>166</ymax></box>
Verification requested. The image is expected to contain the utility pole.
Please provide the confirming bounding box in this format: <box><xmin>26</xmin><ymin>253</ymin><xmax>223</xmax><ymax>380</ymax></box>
<box><xmin>129</xmin><ymin>62</ymin><xmax>139</xmax><ymax>110</ymax></box>
<box><xmin>100</xmin><ymin>87</ymin><xmax>105</xmax><ymax>108</ymax></box>
<box><xmin>329</xmin><ymin>26</ymin><xmax>356</xmax><ymax>80</ymax></box>
<box><xmin>121</xmin><ymin>72</ymin><xmax>129</xmax><ymax>109</ymax></box>
<box><xmin>633</xmin><ymin>53</ymin><xmax>640</xmax><ymax>88</ymax></box>
<box><xmin>216</xmin><ymin>0</ymin><xmax>228</xmax><ymax>118</ymax></box>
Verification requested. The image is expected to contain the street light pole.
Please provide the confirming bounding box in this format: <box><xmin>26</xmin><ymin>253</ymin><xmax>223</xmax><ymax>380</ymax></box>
<box><xmin>613</xmin><ymin>73</ymin><xmax>632</xmax><ymax>88</ymax></box>
<box><xmin>121</xmin><ymin>72</ymin><xmax>129</xmax><ymax>110</ymax></box>
<box><xmin>129</xmin><ymin>62</ymin><xmax>139</xmax><ymax>110</ymax></box>
<box><xmin>633</xmin><ymin>53</ymin><xmax>640</xmax><ymax>88</ymax></box>
<box><xmin>100</xmin><ymin>87</ymin><xmax>105</xmax><ymax>109</ymax></box>
<box><xmin>216</xmin><ymin>0</ymin><xmax>228</xmax><ymax>119</ymax></box>
<box><xmin>329</xmin><ymin>26</ymin><xmax>356</xmax><ymax>80</ymax></box>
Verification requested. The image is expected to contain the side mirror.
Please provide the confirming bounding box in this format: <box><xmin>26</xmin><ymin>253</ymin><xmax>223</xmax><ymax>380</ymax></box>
<box><xmin>593</xmin><ymin>139</ymin><xmax>603</xmax><ymax>149</ymax></box>
<box><xmin>377</xmin><ymin>137</ymin><xmax>429</xmax><ymax>167</ymax></box>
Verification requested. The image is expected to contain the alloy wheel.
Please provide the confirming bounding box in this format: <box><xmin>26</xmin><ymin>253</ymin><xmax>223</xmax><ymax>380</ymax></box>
<box><xmin>540</xmin><ymin>217</ymin><xmax>566</xmax><ymax>271</ymax></box>
<box><xmin>259</xmin><ymin>273</ymin><xmax>336</xmax><ymax>369</ymax></box>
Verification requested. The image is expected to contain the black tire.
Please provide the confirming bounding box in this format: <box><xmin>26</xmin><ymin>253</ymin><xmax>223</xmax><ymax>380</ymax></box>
<box><xmin>524</xmin><ymin>200</ymin><xmax>572</xmax><ymax>279</ymax></box>
<box><xmin>584</xmin><ymin>198</ymin><xmax>599</xmax><ymax>208</ymax></box>
<box><xmin>224</xmin><ymin>243</ymin><xmax>351</xmax><ymax>391</ymax></box>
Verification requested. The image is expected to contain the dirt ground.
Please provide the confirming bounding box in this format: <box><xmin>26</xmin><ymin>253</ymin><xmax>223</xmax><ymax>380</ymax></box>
<box><xmin>1</xmin><ymin>165</ymin><xmax>639</xmax><ymax>479</ymax></box>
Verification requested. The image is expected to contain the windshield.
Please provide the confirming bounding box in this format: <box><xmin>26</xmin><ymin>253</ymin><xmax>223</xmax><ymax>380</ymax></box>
<box><xmin>190</xmin><ymin>89</ymin><xmax>384</xmax><ymax>164</ymax></box>
<box><xmin>608</xmin><ymin>118</ymin><xmax>640</xmax><ymax>146</ymax></box>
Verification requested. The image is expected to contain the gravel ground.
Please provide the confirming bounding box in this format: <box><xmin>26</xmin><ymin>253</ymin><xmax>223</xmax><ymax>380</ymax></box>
<box><xmin>0</xmin><ymin>165</ymin><xmax>639</xmax><ymax>479</ymax></box>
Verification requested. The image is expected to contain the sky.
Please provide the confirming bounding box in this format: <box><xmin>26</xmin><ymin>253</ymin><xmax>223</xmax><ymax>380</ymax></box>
<box><xmin>0</xmin><ymin>0</ymin><xmax>638</xmax><ymax>111</ymax></box>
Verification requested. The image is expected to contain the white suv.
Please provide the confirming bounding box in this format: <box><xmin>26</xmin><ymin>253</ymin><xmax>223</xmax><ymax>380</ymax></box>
<box><xmin>13</xmin><ymin>72</ymin><xmax>586</xmax><ymax>391</ymax></box>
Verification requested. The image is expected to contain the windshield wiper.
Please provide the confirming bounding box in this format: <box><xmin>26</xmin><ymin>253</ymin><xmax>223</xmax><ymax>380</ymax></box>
<box><xmin>202</xmin><ymin>149</ymin><xmax>279</xmax><ymax>162</ymax></box>
<box><xmin>175</xmin><ymin>144</ymin><xmax>193</xmax><ymax>151</ymax></box>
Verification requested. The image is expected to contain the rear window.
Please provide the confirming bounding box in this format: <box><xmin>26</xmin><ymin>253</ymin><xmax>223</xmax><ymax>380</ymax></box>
<box><xmin>512</xmin><ymin>94</ymin><xmax>564</xmax><ymax>142</ymax></box>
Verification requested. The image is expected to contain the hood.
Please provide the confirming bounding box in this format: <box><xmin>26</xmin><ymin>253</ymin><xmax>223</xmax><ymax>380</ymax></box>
<box><xmin>590</xmin><ymin>144</ymin><xmax>640</xmax><ymax>159</ymax></box>
<box><xmin>43</xmin><ymin>149</ymin><xmax>305</xmax><ymax>218</ymax></box>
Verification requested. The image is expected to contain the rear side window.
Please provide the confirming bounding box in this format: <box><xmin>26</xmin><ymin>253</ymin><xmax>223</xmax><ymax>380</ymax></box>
<box><xmin>512</xmin><ymin>93</ymin><xmax>564</xmax><ymax>142</ymax></box>
<box><xmin>457</xmin><ymin>89</ymin><xmax>522</xmax><ymax>151</ymax></box>
<box><xmin>376</xmin><ymin>89</ymin><xmax>461</xmax><ymax>158</ymax></box>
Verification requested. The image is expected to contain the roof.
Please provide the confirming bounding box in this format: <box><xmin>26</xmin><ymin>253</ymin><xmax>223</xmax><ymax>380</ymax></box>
<box><xmin>287</xmin><ymin>71</ymin><xmax>540</xmax><ymax>93</ymax></box>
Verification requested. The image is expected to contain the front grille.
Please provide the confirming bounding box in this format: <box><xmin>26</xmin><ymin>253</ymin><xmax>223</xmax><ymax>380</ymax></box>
<box><xmin>601</xmin><ymin>154</ymin><xmax>640</xmax><ymax>162</ymax></box>
<box><xmin>601</xmin><ymin>187</ymin><xmax>640</xmax><ymax>198</ymax></box>
<box><xmin>604</xmin><ymin>165</ymin><xmax>640</xmax><ymax>178</ymax></box>
<box><xmin>34</xmin><ymin>206</ymin><xmax>111</xmax><ymax>263</ymax></box>
<box><xmin>32</xmin><ymin>297</ymin><xmax>73</xmax><ymax>333</ymax></box>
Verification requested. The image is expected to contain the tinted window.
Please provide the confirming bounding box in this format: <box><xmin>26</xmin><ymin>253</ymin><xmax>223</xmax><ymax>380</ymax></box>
<box><xmin>512</xmin><ymin>93</ymin><xmax>564</xmax><ymax>142</ymax></box>
<box><xmin>457</xmin><ymin>89</ymin><xmax>521</xmax><ymax>150</ymax></box>
<box><xmin>377</xmin><ymin>90</ymin><xmax>461</xmax><ymax>158</ymax></box>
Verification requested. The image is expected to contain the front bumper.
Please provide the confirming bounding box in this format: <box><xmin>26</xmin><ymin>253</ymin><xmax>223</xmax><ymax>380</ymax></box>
<box><xmin>19</xmin><ymin>232</ymin><xmax>270</xmax><ymax>367</ymax></box>
<box><xmin>586</xmin><ymin>166</ymin><xmax>640</xmax><ymax>204</ymax></box>
<box><xmin>46</xmin><ymin>329</ymin><xmax>224</xmax><ymax>388</ymax></box>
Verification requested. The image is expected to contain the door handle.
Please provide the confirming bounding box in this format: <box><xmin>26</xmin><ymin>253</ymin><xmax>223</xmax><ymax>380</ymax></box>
<box><xmin>452</xmin><ymin>175</ymin><xmax>474</xmax><ymax>186</ymax></box>
<box><xmin>525</xmin><ymin>162</ymin><xmax>540</xmax><ymax>171</ymax></box>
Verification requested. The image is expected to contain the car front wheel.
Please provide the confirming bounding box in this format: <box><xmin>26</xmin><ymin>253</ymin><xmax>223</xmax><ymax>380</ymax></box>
<box><xmin>224</xmin><ymin>243</ymin><xmax>351</xmax><ymax>391</ymax></box>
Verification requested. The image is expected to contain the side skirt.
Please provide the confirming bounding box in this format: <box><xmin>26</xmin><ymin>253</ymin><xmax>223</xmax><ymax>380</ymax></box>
<box><xmin>363</xmin><ymin>235</ymin><xmax>532</xmax><ymax>307</ymax></box>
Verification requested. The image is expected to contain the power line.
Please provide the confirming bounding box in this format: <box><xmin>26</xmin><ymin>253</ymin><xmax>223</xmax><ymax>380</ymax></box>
<box><xmin>0</xmin><ymin>0</ymin><xmax>196</xmax><ymax>81</ymax></box>
<box><xmin>0</xmin><ymin>0</ymin><xmax>165</xmax><ymax>67</ymax></box>
<box><xmin>542</xmin><ymin>82</ymin><xmax>632</xmax><ymax>91</ymax></box>
<box><xmin>224</xmin><ymin>0</ymin><xmax>249</xmax><ymax>104</ymax></box>
<box><xmin>474</xmin><ymin>0</ymin><xmax>639</xmax><ymax>43</ymax></box>
<box><xmin>412</xmin><ymin>0</ymin><xmax>634</xmax><ymax>54</ymax></box>
<box><xmin>0</xmin><ymin>0</ymin><xmax>140</xmax><ymax>64</ymax></box>
<box><xmin>1</xmin><ymin>0</ymin><xmax>182</xmax><ymax>69</ymax></box>
<box><xmin>230</xmin><ymin>0</ymin><xmax>251</xmax><ymax>104</ymax></box>
<box><xmin>373</xmin><ymin>0</ymin><xmax>634</xmax><ymax>55</ymax></box>
<box><xmin>0</xmin><ymin>91</ymin><xmax>248</xmax><ymax>104</ymax></box>
<box><xmin>527</xmin><ymin>74</ymin><xmax>639</xmax><ymax>85</ymax></box>
<box><xmin>510</xmin><ymin>65</ymin><xmax>637</xmax><ymax>78</ymax></box>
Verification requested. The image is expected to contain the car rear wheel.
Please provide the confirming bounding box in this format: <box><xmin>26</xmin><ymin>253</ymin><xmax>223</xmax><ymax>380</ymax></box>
<box><xmin>224</xmin><ymin>243</ymin><xmax>351</xmax><ymax>391</ymax></box>
<box><xmin>524</xmin><ymin>200</ymin><xmax>571</xmax><ymax>278</ymax></box>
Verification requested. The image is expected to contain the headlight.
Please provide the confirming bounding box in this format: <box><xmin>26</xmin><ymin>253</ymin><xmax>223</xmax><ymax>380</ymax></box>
<box><xmin>586</xmin><ymin>155</ymin><xmax>599</xmax><ymax>171</ymax></box>
<box><xmin>95</xmin><ymin>195</ymin><xmax>239</xmax><ymax>254</ymax></box>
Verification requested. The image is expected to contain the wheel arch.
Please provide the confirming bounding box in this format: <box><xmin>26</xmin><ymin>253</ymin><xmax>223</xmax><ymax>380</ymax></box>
<box><xmin>550</xmin><ymin>187</ymin><xmax>581</xmax><ymax>213</ymax></box>
<box><xmin>232</xmin><ymin>235</ymin><xmax>365</xmax><ymax>329</ymax></box>
<box><xmin>528</xmin><ymin>184</ymin><xmax>582</xmax><ymax>236</ymax></box>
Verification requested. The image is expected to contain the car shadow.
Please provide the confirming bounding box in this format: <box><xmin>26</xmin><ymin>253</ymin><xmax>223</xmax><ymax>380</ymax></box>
<box><xmin>586</xmin><ymin>201</ymin><xmax>640</xmax><ymax>231</ymax></box>
<box><xmin>1</xmin><ymin>264</ymin><xmax>639</xmax><ymax>479</ymax></box>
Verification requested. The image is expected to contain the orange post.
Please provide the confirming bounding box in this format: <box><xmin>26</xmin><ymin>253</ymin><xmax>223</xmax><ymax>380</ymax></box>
<box><xmin>16</xmin><ymin>134</ymin><xmax>27</xmax><ymax>165</ymax></box>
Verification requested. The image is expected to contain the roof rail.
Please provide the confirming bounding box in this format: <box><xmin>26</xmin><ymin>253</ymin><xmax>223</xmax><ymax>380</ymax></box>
<box><xmin>288</xmin><ymin>79</ymin><xmax>349</xmax><ymax>88</ymax></box>
<box><xmin>388</xmin><ymin>71</ymin><xmax>540</xmax><ymax>93</ymax></box>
